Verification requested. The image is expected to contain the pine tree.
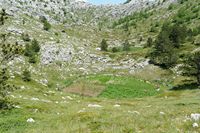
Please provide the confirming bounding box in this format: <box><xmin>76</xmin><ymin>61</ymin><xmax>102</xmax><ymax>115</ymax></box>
<box><xmin>0</xmin><ymin>9</ymin><xmax>6</xmax><ymax>25</ymax></box>
<box><xmin>169</xmin><ymin>24</ymin><xmax>187</xmax><ymax>48</ymax></box>
<box><xmin>182</xmin><ymin>51</ymin><xmax>200</xmax><ymax>85</ymax></box>
<box><xmin>149</xmin><ymin>24</ymin><xmax>178</xmax><ymax>68</ymax></box>
<box><xmin>22</xmin><ymin>69</ymin><xmax>31</xmax><ymax>82</ymax></box>
<box><xmin>43</xmin><ymin>20</ymin><xmax>51</xmax><ymax>31</ymax></box>
<box><xmin>24</xmin><ymin>39</ymin><xmax>40</xmax><ymax>64</ymax></box>
<box><xmin>145</xmin><ymin>37</ymin><xmax>153</xmax><ymax>48</ymax></box>
<box><xmin>0</xmin><ymin>34</ymin><xmax>22</xmax><ymax>108</ymax></box>
<box><xmin>31</xmin><ymin>39</ymin><xmax>40</xmax><ymax>53</ymax></box>
<box><xmin>123</xmin><ymin>40</ymin><xmax>130</xmax><ymax>51</ymax></box>
<box><xmin>100</xmin><ymin>39</ymin><xmax>108</xmax><ymax>51</ymax></box>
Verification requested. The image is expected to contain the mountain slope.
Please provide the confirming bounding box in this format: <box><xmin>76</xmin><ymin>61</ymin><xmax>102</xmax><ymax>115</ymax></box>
<box><xmin>0</xmin><ymin>0</ymin><xmax>200</xmax><ymax>132</ymax></box>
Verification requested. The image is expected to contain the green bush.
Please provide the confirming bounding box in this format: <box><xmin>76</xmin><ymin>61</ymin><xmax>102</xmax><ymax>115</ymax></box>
<box><xmin>28</xmin><ymin>55</ymin><xmax>37</xmax><ymax>64</ymax></box>
<box><xmin>0</xmin><ymin>9</ymin><xmax>6</xmax><ymax>25</ymax></box>
<box><xmin>123</xmin><ymin>40</ymin><xmax>130</xmax><ymax>51</ymax></box>
<box><xmin>112</xmin><ymin>47</ymin><xmax>119</xmax><ymax>53</ymax></box>
<box><xmin>100</xmin><ymin>39</ymin><xmax>108</xmax><ymax>51</ymax></box>
<box><xmin>24</xmin><ymin>39</ymin><xmax>40</xmax><ymax>64</ymax></box>
<box><xmin>43</xmin><ymin>20</ymin><xmax>51</xmax><ymax>31</ymax></box>
<box><xmin>0</xmin><ymin>35</ymin><xmax>23</xmax><ymax>109</ymax></box>
<box><xmin>148</xmin><ymin>23</ymin><xmax>180</xmax><ymax>68</ymax></box>
<box><xmin>182</xmin><ymin>51</ymin><xmax>200</xmax><ymax>85</ymax></box>
<box><xmin>145</xmin><ymin>37</ymin><xmax>153</xmax><ymax>48</ymax></box>
<box><xmin>22</xmin><ymin>69</ymin><xmax>31</xmax><ymax>82</ymax></box>
<box><xmin>31</xmin><ymin>39</ymin><xmax>40</xmax><ymax>53</ymax></box>
<box><xmin>21</xmin><ymin>33</ymin><xmax>30</xmax><ymax>42</ymax></box>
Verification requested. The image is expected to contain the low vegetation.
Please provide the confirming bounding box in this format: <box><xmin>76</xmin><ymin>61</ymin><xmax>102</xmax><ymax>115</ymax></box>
<box><xmin>0</xmin><ymin>0</ymin><xmax>199</xmax><ymax>132</ymax></box>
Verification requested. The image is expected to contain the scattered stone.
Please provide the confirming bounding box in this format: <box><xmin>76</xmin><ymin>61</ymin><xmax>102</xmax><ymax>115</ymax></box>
<box><xmin>114</xmin><ymin>104</ymin><xmax>120</xmax><ymax>107</ymax></box>
<box><xmin>193</xmin><ymin>123</ymin><xmax>199</xmax><ymax>128</ymax></box>
<box><xmin>66</xmin><ymin>96</ymin><xmax>73</xmax><ymax>100</ymax></box>
<box><xmin>78</xmin><ymin>108</ymin><xmax>86</xmax><ymax>113</ymax></box>
<box><xmin>88</xmin><ymin>104</ymin><xmax>102</xmax><ymax>108</ymax></box>
<box><xmin>31</xmin><ymin>98</ymin><xmax>39</xmax><ymax>101</ymax></box>
<box><xmin>23</xmin><ymin>97</ymin><xmax>28</xmax><ymax>100</ymax></box>
<box><xmin>21</xmin><ymin>86</ymin><xmax>25</xmax><ymax>89</ymax></box>
<box><xmin>160</xmin><ymin>112</ymin><xmax>165</xmax><ymax>115</ymax></box>
<box><xmin>96</xmin><ymin>47</ymin><xmax>101</xmax><ymax>51</ymax></box>
<box><xmin>156</xmin><ymin>88</ymin><xmax>160</xmax><ymax>92</ymax></box>
<box><xmin>27</xmin><ymin>118</ymin><xmax>35</xmax><ymax>123</ymax></box>
<box><xmin>10</xmin><ymin>95</ymin><xmax>16</xmax><ymax>98</ymax></box>
<box><xmin>145</xmin><ymin>105</ymin><xmax>152</xmax><ymax>108</ymax></box>
<box><xmin>128</xmin><ymin>111</ymin><xmax>140</xmax><ymax>115</ymax></box>
<box><xmin>13</xmin><ymin>105</ymin><xmax>21</xmax><ymax>109</ymax></box>
<box><xmin>184</xmin><ymin>116</ymin><xmax>191</xmax><ymax>122</ymax></box>
<box><xmin>62</xmin><ymin>97</ymin><xmax>66</xmax><ymax>100</ymax></box>
<box><xmin>191</xmin><ymin>113</ymin><xmax>200</xmax><ymax>121</ymax></box>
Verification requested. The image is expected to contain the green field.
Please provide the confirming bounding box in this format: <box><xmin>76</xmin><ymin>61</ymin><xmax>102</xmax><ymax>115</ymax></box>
<box><xmin>65</xmin><ymin>75</ymin><xmax>160</xmax><ymax>98</ymax></box>
<box><xmin>0</xmin><ymin>87</ymin><xmax>200</xmax><ymax>133</ymax></box>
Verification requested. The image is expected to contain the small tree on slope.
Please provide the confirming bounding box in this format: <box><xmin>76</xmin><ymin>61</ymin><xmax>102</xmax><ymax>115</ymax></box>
<box><xmin>0</xmin><ymin>34</ymin><xmax>23</xmax><ymax>109</ymax></box>
<box><xmin>182</xmin><ymin>51</ymin><xmax>200</xmax><ymax>86</ymax></box>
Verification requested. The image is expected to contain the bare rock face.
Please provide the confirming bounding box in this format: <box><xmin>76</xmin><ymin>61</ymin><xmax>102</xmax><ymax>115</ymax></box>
<box><xmin>41</xmin><ymin>44</ymin><xmax>74</xmax><ymax>65</ymax></box>
<box><xmin>0</xmin><ymin>0</ymin><xmax>176</xmax><ymax>25</ymax></box>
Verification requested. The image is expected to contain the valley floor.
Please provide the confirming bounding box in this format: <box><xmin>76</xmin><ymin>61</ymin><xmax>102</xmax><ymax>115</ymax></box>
<box><xmin>0</xmin><ymin>86</ymin><xmax>200</xmax><ymax>133</ymax></box>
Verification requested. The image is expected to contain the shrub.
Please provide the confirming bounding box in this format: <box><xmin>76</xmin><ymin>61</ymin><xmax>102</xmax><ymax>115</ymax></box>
<box><xmin>123</xmin><ymin>40</ymin><xmax>130</xmax><ymax>51</ymax></box>
<box><xmin>112</xmin><ymin>47</ymin><xmax>119</xmax><ymax>53</ymax></box>
<box><xmin>148</xmin><ymin>23</ymin><xmax>179</xmax><ymax>68</ymax></box>
<box><xmin>145</xmin><ymin>37</ymin><xmax>153</xmax><ymax>48</ymax></box>
<box><xmin>149</xmin><ymin>26</ymin><xmax>157</xmax><ymax>33</ymax></box>
<box><xmin>0</xmin><ymin>9</ymin><xmax>6</xmax><ymax>25</ymax></box>
<box><xmin>182</xmin><ymin>51</ymin><xmax>200</xmax><ymax>85</ymax></box>
<box><xmin>31</xmin><ymin>39</ymin><xmax>40</xmax><ymax>53</ymax></box>
<box><xmin>43</xmin><ymin>20</ymin><xmax>51</xmax><ymax>31</ymax></box>
<box><xmin>0</xmin><ymin>35</ymin><xmax>23</xmax><ymax>109</ymax></box>
<box><xmin>100</xmin><ymin>39</ymin><xmax>108</xmax><ymax>51</ymax></box>
<box><xmin>40</xmin><ymin>16</ymin><xmax>51</xmax><ymax>31</ymax></box>
<box><xmin>22</xmin><ymin>69</ymin><xmax>31</xmax><ymax>82</ymax></box>
<box><xmin>21</xmin><ymin>33</ymin><xmax>30</xmax><ymax>42</ymax></box>
<box><xmin>24</xmin><ymin>39</ymin><xmax>40</xmax><ymax>64</ymax></box>
<box><xmin>28</xmin><ymin>55</ymin><xmax>37</xmax><ymax>64</ymax></box>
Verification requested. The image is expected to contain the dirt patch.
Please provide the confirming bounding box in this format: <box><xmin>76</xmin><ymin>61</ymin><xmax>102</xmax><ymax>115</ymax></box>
<box><xmin>64</xmin><ymin>81</ymin><xmax>105</xmax><ymax>97</ymax></box>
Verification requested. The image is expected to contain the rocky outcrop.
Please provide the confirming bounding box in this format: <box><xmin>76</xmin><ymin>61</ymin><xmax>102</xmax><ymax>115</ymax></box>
<box><xmin>0</xmin><ymin>0</ymin><xmax>176</xmax><ymax>25</ymax></box>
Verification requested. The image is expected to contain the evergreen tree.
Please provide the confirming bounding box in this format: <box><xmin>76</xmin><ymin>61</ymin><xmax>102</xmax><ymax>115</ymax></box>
<box><xmin>182</xmin><ymin>51</ymin><xmax>200</xmax><ymax>85</ymax></box>
<box><xmin>43</xmin><ymin>20</ymin><xmax>51</xmax><ymax>31</ymax></box>
<box><xmin>31</xmin><ymin>39</ymin><xmax>40</xmax><ymax>53</ymax></box>
<box><xmin>123</xmin><ymin>23</ymin><xmax>129</xmax><ymax>32</ymax></box>
<box><xmin>112</xmin><ymin>47</ymin><xmax>119</xmax><ymax>53</ymax></box>
<box><xmin>21</xmin><ymin>33</ymin><xmax>30</xmax><ymax>42</ymax></box>
<box><xmin>0</xmin><ymin>15</ymin><xmax>4</xmax><ymax>25</ymax></box>
<box><xmin>0</xmin><ymin>9</ymin><xmax>6</xmax><ymax>25</ymax></box>
<box><xmin>0</xmin><ymin>34</ymin><xmax>22</xmax><ymax>108</ymax></box>
<box><xmin>169</xmin><ymin>24</ymin><xmax>187</xmax><ymax>48</ymax></box>
<box><xmin>40</xmin><ymin>16</ymin><xmax>51</xmax><ymax>31</ymax></box>
<box><xmin>123</xmin><ymin>40</ymin><xmax>130</xmax><ymax>51</ymax></box>
<box><xmin>149</xmin><ymin>24</ymin><xmax>178</xmax><ymax>68</ymax></box>
<box><xmin>100</xmin><ymin>39</ymin><xmax>108</xmax><ymax>51</ymax></box>
<box><xmin>22</xmin><ymin>69</ymin><xmax>31</xmax><ymax>82</ymax></box>
<box><xmin>145</xmin><ymin>37</ymin><xmax>153</xmax><ymax>48</ymax></box>
<box><xmin>24</xmin><ymin>39</ymin><xmax>40</xmax><ymax>64</ymax></box>
<box><xmin>24</xmin><ymin>44</ymin><xmax>33</xmax><ymax>57</ymax></box>
<box><xmin>28</xmin><ymin>54</ymin><xmax>37</xmax><ymax>64</ymax></box>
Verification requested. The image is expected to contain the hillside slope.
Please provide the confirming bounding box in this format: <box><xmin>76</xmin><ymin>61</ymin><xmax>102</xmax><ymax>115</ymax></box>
<box><xmin>0</xmin><ymin>0</ymin><xmax>200</xmax><ymax>132</ymax></box>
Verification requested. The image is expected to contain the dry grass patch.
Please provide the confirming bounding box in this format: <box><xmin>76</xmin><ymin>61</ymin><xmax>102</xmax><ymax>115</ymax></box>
<box><xmin>65</xmin><ymin>81</ymin><xmax>105</xmax><ymax>97</ymax></box>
